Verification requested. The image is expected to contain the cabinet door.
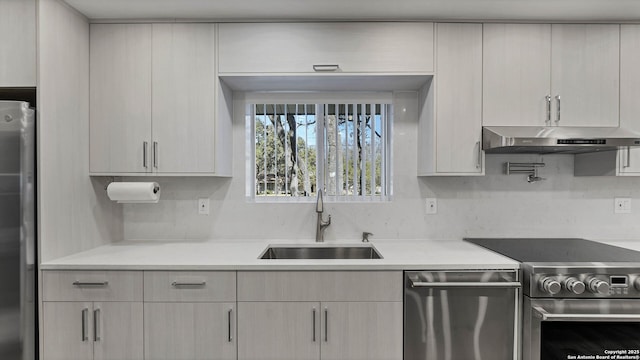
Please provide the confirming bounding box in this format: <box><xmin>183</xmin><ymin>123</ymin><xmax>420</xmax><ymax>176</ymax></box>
<box><xmin>435</xmin><ymin>23</ymin><xmax>483</xmax><ymax>174</ymax></box>
<box><xmin>619</xmin><ymin>25</ymin><xmax>640</xmax><ymax>175</ymax></box>
<box><xmin>219</xmin><ymin>23</ymin><xmax>434</xmax><ymax>74</ymax></box>
<box><xmin>483</xmin><ymin>24</ymin><xmax>552</xmax><ymax>126</ymax></box>
<box><xmin>90</xmin><ymin>24</ymin><xmax>152</xmax><ymax>174</ymax></box>
<box><xmin>0</xmin><ymin>0</ymin><xmax>36</xmax><ymax>86</ymax></box>
<box><xmin>238</xmin><ymin>302</ymin><xmax>320</xmax><ymax>360</ymax></box>
<box><xmin>42</xmin><ymin>302</ymin><xmax>94</xmax><ymax>360</ymax></box>
<box><xmin>321</xmin><ymin>302</ymin><xmax>402</xmax><ymax>360</ymax></box>
<box><xmin>551</xmin><ymin>24</ymin><xmax>620</xmax><ymax>127</ymax></box>
<box><xmin>151</xmin><ymin>24</ymin><xmax>216</xmax><ymax>174</ymax></box>
<box><xmin>144</xmin><ymin>302</ymin><xmax>236</xmax><ymax>360</ymax></box>
<box><xmin>93</xmin><ymin>302</ymin><xmax>144</xmax><ymax>360</ymax></box>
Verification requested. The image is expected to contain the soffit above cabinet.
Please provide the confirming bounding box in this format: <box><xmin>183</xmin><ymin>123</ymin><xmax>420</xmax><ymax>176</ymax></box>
<box><xmin>64</xmin><ymin>0</ymin><xmax>640</xmax><ymax>21</ymax></box>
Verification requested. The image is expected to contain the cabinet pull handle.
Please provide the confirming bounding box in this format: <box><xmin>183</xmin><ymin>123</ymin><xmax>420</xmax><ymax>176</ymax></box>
<box><xmin>81</xmin><ymin>308</ymin><xmax>88</xmax><ymax>342</ymax></box>
<box><xmin>94</xmin><ymin>309</ymin><xmax>101</xmax><ymax>342</ymax></box>
<box><xmin>73</xmin><ymin>281</ymin><xmax>109</xmax><ymax>287</ymax></box>
<box><xmin>228</xmin><ymin>308</ymin><xmax>233</xmax><ymax>342</ymax></box>
<box><xmin>625</xmin><ymin>146</ymin><xmax>632</xmax><ymax>168</ymax></box>
<box><xmin>143</xmin><ymin>141</ymin><xmax>148</xmax><ymax>168</ymax></box>
<box><xmin>312</xmin><ymin>308</ymin><xmax>316</xmax><ymax>342</ymax></box>
<box><xmin>545</xmin><ymin>95</ymin><xmax>551</xmax><ymax>124</ymax></box>
<box><xmin>476</xmin><ymin>141</ymin><xmax>482</xmax><ymax>169</ymax></box>
<box><xmin>171</xmin><ymin>281</ymin><xmax>206</xmax><ymax>287</ymax></box>
<box><xmin>555</xmin><ymin>95</ymin><xmax>561</xmax><ymax>124</ymax></box>
<box><xmin>313</xmin><ymin>64</ymin><xmax>340</xmax><ymax>72</ymax></box>
<box><xmin>153</xmin><ymin>141</ymin><xmax>158</xmax><ymax>169</ymax></box>
<box><xmin>324</xmin><ymin>308</ymin><xmax>328</xmax><ymax>342</ymax></box>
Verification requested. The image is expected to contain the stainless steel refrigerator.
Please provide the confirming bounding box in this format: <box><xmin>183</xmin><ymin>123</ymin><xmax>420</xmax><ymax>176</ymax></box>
<box><xmin>0</xmin><ymin>100</ymin><xmax>36</xmax><ymax>360</ymax></box>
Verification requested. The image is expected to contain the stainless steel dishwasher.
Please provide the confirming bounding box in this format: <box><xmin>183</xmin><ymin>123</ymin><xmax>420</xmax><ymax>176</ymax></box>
<box><xmin>404</xmin><ymin>270</ymin><xmax>520</xmax><ymax>360</ymax></box>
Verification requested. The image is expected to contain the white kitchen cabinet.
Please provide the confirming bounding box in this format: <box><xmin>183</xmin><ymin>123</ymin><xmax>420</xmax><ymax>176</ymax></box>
<box><xmin>42</xmin><ymin>271</ymin><xmax>144</xmax><ymax>360</ymax></box>
<box><xmin>618</xmin><ymin>24</ymin><xmax>640</xmax><ymax>175</ymax></box>
<box><xmin>236</xmin><ymin>271</ymin><xmax>402</xmax><ymax>360</ymax></box>
<box><xmin>418</xmin><ymin>23</ymin><xmax>483</xmax><ymax>176</ymax></box>
<box><xmin>237</xmin><ymin>301</ymin><xmax>402</xmax><ymax>360</ymax></box>
<box><xmin>320</xmin><ymin>302</ymin><xmax>402</xmax><ymax>360</ymax></box>
<box><xmin>238</xmin><ymin>302</ymin><xmax>320</xmax><ymax>360</ymax></box>
<box><xmin>90</xmin><ymin>23</ymin><xmax>232</xmax><ymax>176</ymax></box>
<box><xmin>483</xmin><ymin>24</ymin><xmax>619</xmax><ymax>128</ymax></box>
<box><xmin>0</xmin><ymin>0</ymin><xmax>36</xmax><ymax>86</ymax></box>
<box><xmin>89</xmin><ymin>24</ymin><xmax>152</xmax><ymax>174</ymax></box>
<box><xmin>483</xmin><ymin>24</ymin><xmax>552</xmax><ymax>126</ymax></box>
<box><xmin>551</xmin><ymin>24</ymin><xmax>620</xmax><ymax>127</ymax></box>
<box><xmin>145</xmin><ymin>302</ymin><xmax>236</xmax><ymax>360</ymax></box>
<box><xmin>143</xmin><ymin>271</ymin><xmax>237</xmax><ymax>360</ymax></box>
<box><xmin>43</xmin><ymin>302</ymin><xmax>143</xmax><ymax>360</ymax></box>
<box><xmin>218</xmin><ymin>22</ymin><xmax>434</xmax><ymax>74</ymax></box>
<box><xmin>575</xmin><ymin>24</ymin><xmax>640</xmax><ymax>176</ymax></box>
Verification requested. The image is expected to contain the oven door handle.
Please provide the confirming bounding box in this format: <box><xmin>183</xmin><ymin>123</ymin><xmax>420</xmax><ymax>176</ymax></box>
<box><xmin>533</xmin><ymin>306</ymin><xmax>640</xmax><ymax>322</ymax></box>
<box><xmin>410</xmin><ymin>281</ymin><xmax>521</xmax><ymax>288</ymax></box>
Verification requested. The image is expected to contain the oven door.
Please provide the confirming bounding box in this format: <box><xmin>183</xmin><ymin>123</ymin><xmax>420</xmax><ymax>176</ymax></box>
<box><xmin>523</xmin><ymin>298</ymin><xmax>640</xmax><ymax>360</ymax></box>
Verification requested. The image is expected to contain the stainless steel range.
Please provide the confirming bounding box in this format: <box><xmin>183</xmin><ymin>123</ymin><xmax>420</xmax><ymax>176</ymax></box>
<box><xmin>466</xmin><ymin>238</ymin><xmax>640</xmax><ymax>360</ymax></box>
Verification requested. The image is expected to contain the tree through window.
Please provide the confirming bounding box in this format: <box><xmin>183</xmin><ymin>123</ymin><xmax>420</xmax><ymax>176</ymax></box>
<box><xmin>250</xmin><ymin>102</ymin><xmax>392</xmax><ymax>201</ymax></box>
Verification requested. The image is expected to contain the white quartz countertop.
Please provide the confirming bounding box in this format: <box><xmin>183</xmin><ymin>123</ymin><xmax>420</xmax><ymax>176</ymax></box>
<box><xmin>40</xmin><ymin>239</ymin><xmax>520</xmax><ymax>271</ymax></box>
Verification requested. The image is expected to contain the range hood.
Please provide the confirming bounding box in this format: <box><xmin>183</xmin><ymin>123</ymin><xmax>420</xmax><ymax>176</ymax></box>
<box><xmin>483</xmin><ymin>126</ymin><xmax>640</xmax><ymax>154</ymax></box>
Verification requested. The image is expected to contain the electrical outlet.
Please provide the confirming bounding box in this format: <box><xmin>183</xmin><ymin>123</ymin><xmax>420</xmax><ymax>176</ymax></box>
<box><xmin>614</xmin><ymin>198</ymin><xmax>631</xmax><ymax>214</ymax></box>
<box><xmin>425</xmin><ymin>198</ymin><xmax>437</xmax><ymax>215</ymax></box>
<box><xmin>198</xmin><ymin>198</ymin><xmax>210</xmax><ymax>215</ymax></box>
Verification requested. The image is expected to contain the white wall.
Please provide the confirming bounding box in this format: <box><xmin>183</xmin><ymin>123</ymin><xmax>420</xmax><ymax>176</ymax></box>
<box><xmin>121</xmin><ymin>90</ymin><xmax>640</xmax><ymax>242</ymax></box>
<box><xmin>38</xmin><ymin>0</ymin><xmax>122</xmax><ymax>262</ymax></box>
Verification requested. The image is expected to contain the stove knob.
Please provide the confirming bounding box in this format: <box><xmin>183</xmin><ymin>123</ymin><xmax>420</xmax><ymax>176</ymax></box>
<box><xmin>540</xmin><ymin>277</ymin><xmax>561</xmax><ymax>295</ymax></box>
<box><xmin>635</xmin><ymin>278</ymin><xmax>640</xmax><ymax>291</ymax></box>
<box><xmin>564</xmin><ymin>278</ymin><xmax>585</xmax><ymax>295</ymax></box>
<box><xmin>588</xmin><ymin>278</ymin><xmax>610</xmax><ymax>295</ymax></box>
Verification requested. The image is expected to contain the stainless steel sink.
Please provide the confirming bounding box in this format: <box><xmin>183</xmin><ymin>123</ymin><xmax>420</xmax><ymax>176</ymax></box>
<box><xmin>259</xmin><ymin>245</ymin><xmax>383</xmax><ymax>259</ymax></box>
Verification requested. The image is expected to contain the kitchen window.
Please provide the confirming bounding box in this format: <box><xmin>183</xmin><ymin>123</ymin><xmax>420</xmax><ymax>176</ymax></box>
<box><xmin>246</xmin><ymin>93</ymin><xmax>392</xmax><ymax>202</ymax></box>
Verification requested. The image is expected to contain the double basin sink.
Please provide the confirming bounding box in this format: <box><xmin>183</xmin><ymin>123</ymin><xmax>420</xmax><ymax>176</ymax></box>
<box><xmin>260</xmin><ymin>244</ymin><xmax>383</xmax><ymax>260</ymax></box>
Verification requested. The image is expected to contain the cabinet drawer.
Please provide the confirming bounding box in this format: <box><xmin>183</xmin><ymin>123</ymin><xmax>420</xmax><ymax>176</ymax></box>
<box><xmin>43</xmin><ymin>271</ymin><xmax>143</xmax><ymax>302</ymax></box>
<box><xmin>238</xmin><ymin>271</ymin><xmax>402</xmax><ymax>302</ymax></box>
<box><xmin>219</xmin><ymin>22</ymin><xmax>434</xmax><ymax>74</ymax></box>
<box><xmin>144</xmin><ymin>271</ymin><xmax>236</xmax><ymax>302</ymax></box>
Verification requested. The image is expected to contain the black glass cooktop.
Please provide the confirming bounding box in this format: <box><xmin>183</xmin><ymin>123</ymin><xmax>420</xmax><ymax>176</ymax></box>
<box><xmin>465</xmin><ymin>238</ymin><xmax>640</xmax><ymax>263</ymax></box>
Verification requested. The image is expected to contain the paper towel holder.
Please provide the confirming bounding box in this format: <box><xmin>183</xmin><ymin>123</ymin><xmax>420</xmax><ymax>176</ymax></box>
<box><xmin>102</xmin><ymin>176</ymin><xmax>116</xmax><ymax>191</ymax></box>
<box><xmin>103</xmin><ymin>178</ymin><xmax>159</xmax><ymax>194</ymax></box>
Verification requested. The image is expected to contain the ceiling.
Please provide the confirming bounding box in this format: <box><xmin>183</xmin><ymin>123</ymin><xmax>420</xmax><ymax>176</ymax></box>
<box><xmin>64</xmin><ymin>0</ymin><xmax>640</xmax><ymax>22</ymax></box>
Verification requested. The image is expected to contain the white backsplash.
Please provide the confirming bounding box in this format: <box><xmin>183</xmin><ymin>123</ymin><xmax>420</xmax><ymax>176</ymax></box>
<box><xmin>122</xmin><ymin>91</ymin><xmax>640</xmax><ymax>241</ymax></box>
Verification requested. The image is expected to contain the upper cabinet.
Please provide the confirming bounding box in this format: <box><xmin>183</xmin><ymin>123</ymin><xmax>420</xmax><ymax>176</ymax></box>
<box><xmin>90</xmin><ymin>24</ymin><xmax>152</xmax><ymax>174</ymax></box>
<box><xmin>618</xmin><ymin>25</ymin><xmax>640</xmax><ymax>174</ymax></box>
<box><xmin>483</xmin><ymin>23</ymin><xmax>620</xmax><ymax>127</ymax></box>
<box><xmin>576</xmin><ymin>24</ymin><xmax>640</xmax><ymax>176</ymax></box>
<box><xmin>418</xmin><ymin>23</ymin><xmax>483</xmax><ymax>176</ymax></box>
<box><xmin>0</xmin><ymin>0</ymin><xmax>36</xmax><ymax>87</ymax></box>
<box><xmin>551</xmin><ymin>24</ymin><xmax>620</xmax><ymax>127</ymax></box>
<box><xmin>89</xmin><ymin>23</ymin><xmax>232</xmax><ymax>176</ymax></box>
<box><xmin>483</xmin><ymin>24</ymin><xmax>551</xmax><ymax>126</ymax></box>
<box><xmin>218</xmin><ymin>22</ymin><xmax>434</xmax><ymax>74</ymax></box>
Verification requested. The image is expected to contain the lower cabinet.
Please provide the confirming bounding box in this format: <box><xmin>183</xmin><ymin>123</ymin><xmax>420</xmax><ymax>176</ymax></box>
<box><xmin>236</xmin><ymin>271</ymin><xmax>403</xmax><ymax>360</ymax></box>
<box><xmin>43</xmin><ymin>301</ymin><xmax>143</xmax><ymax>360</ymax></box>
<box><xmin>144</xmin><ymin>302</ymin><xmax>236</xmax><ymax>360</ymax></box>
<box><xmin>42</xmin><ymin>270</ymin><xmax>402</xmax><ymax>360</ymax></box>
<box><xmin>237</xmin><ymin>301</ymin><xmax>402</xmax><ymax>360</ymax></box>
<box><xmin>320</xmin><ymin>302</ymin><xmax>403</xmax><ymax>360</ymax></box>
<box><xmin>143</xmin><ymin>271</ymin><xmax>237</xmax><ymax>360</ymax></box>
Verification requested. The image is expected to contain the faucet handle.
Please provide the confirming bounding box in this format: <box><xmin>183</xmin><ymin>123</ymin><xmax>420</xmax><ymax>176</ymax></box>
<box><xmin>362</xmin><ymin>232</ymin><xmax>373</xmax><ymax>243</ymax></box>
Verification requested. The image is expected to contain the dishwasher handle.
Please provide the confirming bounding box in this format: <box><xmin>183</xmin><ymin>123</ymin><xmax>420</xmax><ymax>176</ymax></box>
<box><xmin>409</xmin><ymin>280</ymin><xmax>521</xmax><ymax>288</ymax></box>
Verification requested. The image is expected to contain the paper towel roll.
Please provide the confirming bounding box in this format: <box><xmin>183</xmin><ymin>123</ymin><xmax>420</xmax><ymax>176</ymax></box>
<box><xmin>106</xmin><ymin>182</ymin><xmax>161</xmax><ymax>203</ymax></box>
